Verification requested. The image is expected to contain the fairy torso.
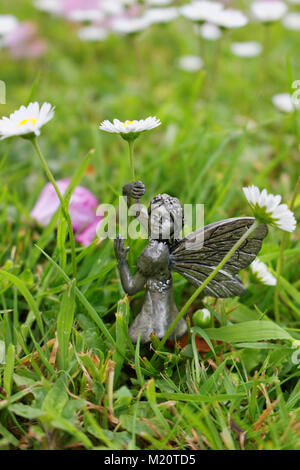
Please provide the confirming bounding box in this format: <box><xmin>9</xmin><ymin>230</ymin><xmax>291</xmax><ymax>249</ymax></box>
<box><xmin>129</xmin><ymin>239</ymin><xmax>187</xmax><ymax>343</ymax></box>
<box><xmin>137</xmin><ymin>239</ymin><xmax>171</xmax><ymax>286</ymax></box>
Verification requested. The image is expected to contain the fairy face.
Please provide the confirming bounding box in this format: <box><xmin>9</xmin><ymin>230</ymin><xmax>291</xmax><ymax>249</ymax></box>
<box><xmin>149</xmin><ymin>203</ymin><xmax>175</xmax><ymax>240</ymax></box>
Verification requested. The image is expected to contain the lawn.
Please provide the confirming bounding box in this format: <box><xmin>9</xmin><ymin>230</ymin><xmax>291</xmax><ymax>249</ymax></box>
<box><xmin>0</xmin><ymin>0</ymin><xmax>299</xmax><ymax>450</ymax></box>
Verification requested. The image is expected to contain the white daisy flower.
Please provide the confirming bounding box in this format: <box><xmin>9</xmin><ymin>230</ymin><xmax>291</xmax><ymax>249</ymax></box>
<box><xmin>250</xmin><ymin>1</ymin><xmax>287</xmax><ymax>23</ymax></box>
<box><xmin>144</xmin><ymin>7</ymin><xmax>179</xmax><ymax>24</ymax></box>
<box><xmin>100</xmin><ymin>0</ymin><xmax>124</xmax><ymax>15</ymax></box>
<box><xmin>112</xmin><ymin>16</ymin><xmax>150</xmax><ymax>35</ymax></box>
<box><xmin>198</xmin><ymin>22</ymin><xmax>222</xmax><ymax>40</ymax></box>
<box><xmin>282</xmin><ymin>12</ymin><xmax>300</xmax><ymax>31</ymax></box>
<box><xmin>177</xmin><ymin>55</ymin><xmax>203</xmax><ymax>72</ymax></box>
<box><xmin>146</xmin><ymin>0</ymin><xmax>173</xmax><ymax>5</ymax></box>
<box><xmin>78</xmin><ymin>26</ymin><xmax>108</xmax><ymax>42</ymax></box>
<box><xmin>272</xmin><ymin>93</ymin><xmax>300</xmax><ymax>113</ymax></box>
<box><xmin>243</xmin><ymin>185</ymin><xmax>297</xmax><ymax>232</ymax></box>
<box><xmin>99</xmin><ymin>117</ymin><xmax>161</xmax><ymax>140</ymax></box>
<box><xmin>230</xmin><ymin>41</ymin><xmax>262</xmax><ymax>58</ymax></box>
<box><xmin>250</xmin><ymin>259</ymin><xmax>277</xmax><ymax>286</ymax></box>
<box><xmin>34</xmin><ymin>0</ymin><xmax>62</xmax><ymax>15</ymax></box>
<box><xmin>67</xmin><ymin>9</ymin><xmax>104</xmax><ymax>23</ymax></box>
<box><xmin>180</xmin><ymin>1</ymin><xmax>224</xmax><ymax>23</ymax></box>
<box><xmin>0</xmin><ymin>102</ymin><xmax>55</xmax><ymax>140</ymax></box>
<box><xmin>213</xmin><ymin>9</ymin><xmax>248</xmax><ymax>29</ymax></box>
<box><xmin>0</xmin><ymin>15</ymin><xmax>19</xmax><ymax>36</ymax></box>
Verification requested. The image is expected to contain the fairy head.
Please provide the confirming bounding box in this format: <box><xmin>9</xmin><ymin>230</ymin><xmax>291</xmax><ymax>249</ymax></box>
<box><xmin>148</xmin><ymin>193</ymin><xmax>184</xmax><ymax>242</ymax></box>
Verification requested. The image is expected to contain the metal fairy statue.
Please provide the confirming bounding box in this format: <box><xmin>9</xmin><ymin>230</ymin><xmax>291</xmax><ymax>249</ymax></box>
<box><xmin>114</xmin><ymin>181</ymin><xmax>268</xmax><ymax>344</ymax></box>
<box><xmin>98</xmin><ymin>117</ymin><xmax>268</xmax><ymax>345</ymax></box>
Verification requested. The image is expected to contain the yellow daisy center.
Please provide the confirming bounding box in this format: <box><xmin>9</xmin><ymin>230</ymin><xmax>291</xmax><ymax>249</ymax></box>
<box><xmin>18</xmin><ymin>118</ymin><xmax>37</xmax><ymax>127</ymax></box>
<box><xmin>123</xmin><ymin>120</ymin><xmax>133</xmax><ymax>127</ymax></box>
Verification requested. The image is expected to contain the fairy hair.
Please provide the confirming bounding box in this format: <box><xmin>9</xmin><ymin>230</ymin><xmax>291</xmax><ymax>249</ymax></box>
<box><xmin>148</xmin><ymin>193</ymin><xmax>184</xmax><ymax>241</ymax></box>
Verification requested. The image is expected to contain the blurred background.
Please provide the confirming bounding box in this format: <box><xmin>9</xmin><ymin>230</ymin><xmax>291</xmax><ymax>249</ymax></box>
<box><xmin>0</xmin><ymin>1</ymin><xmax>300</xmax><ymax>451</ymax></box>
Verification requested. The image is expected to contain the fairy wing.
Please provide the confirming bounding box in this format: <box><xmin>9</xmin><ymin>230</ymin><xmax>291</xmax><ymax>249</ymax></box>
<box><xmin>169</xmin><ymin>217</ymin><xmax>268</xmax><ymax>298</ymax></box>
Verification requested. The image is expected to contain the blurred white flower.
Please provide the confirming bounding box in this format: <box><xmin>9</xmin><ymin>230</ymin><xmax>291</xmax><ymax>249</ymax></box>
<box><xmin>250</xmin><ymin>1</ymin><xmax>287</xmax><ymax>23</ymax></box>
<box><xmin>144</xmin><ymin>7</ymin><xmax>179</xmax><ymax>24</ymax></box>
<box><xmin>250</xmin><ymin>259</ymin><xmax>277</xmax><ymax>286</ymax></box>
<box><xmin>177</xmin><ymin>55</ymin><xmax>203</xmax><ymax>72</ymax></box>
<box><xmin>180</xmin><ymin>1</ymin><xmax>223</xmax><ymax>23</ymax></box>
<box><xmin>67</xmin><ymin>9</ymin><xmax>104</xmax><ymax>22</ymax></box>
<box><xmin>243</xmin><ymin>185</ymin><xmax>296</xmax><ymax>232</ymax></box>
<box><xmin>230</xmin><ymin>41</ymin><xmax>262</xmax><ymax>58</ymax></box>
<box><xmin>282</xmin><ymin>12</ymin><xmax>300</xmax><ymax>31</ymax></box>
<box><xmin>112</xmin><ymin>16</ymin><xmax>150</xmax><ymax>34</ymax></box>
<box><xmin>78</xmin><ymin>26</ymin><xmax>108</xmax><ymax>41</ymax></box>
<box><xmin>99</xmin><ymin>117</ymin><xmax>161</xmax><ymax>138</ymax></box>
<box><xmin>0</xmin><ymin>102</ymin><xmax>54</xmax><ymax>140</ymax></box>
<box><xmin>101</xmin><ymin>0</ymin><xmax>125</xmax><ymax>15</ymax></box>
<box><xmin>198</xmin><ymin>22</ymin><xmax>221</xmax><ymax>40</ymax></box>
<box><xmin>272</xmin><ymin>93</ymin><xmax>300</xmax><ymax>113</ymax></box>
<box><xmin>34</xmin><ymin>0</ymin><xmax>62</xmax><ymax>15</ymax></box>
<box><xmin>214</xmin><ymin>9</ymin><xmax>248</xmax><ymax>29</ymax></box>
<box><xmin>146</xmin><ymin>0</ymin><xmax>173</xmax><ymax>5</ymax></box>
<box><xmin>0</xmin><ymin>15</ymin><xmax>19</xmax><ymax>36</ymax></box>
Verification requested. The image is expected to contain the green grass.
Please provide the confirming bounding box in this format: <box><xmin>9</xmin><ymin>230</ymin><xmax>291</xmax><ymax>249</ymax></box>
<box><xmin>0</xmin><ymin>0</ymin><xmax>300</xmax><ymax>450</ymax></box>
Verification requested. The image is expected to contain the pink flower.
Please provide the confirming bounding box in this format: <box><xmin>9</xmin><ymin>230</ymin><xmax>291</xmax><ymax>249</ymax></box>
<box><xmin>31</xmin><ymin>178</ymin><xmax>103</xmax><ymax>246</ymax></box>
<box><xmin>4</xmin><ymin>22</ymin><xmax>47</xmax><ymax>58</ymax></box>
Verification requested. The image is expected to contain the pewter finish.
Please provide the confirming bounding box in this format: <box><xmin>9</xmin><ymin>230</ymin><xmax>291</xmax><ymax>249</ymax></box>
<box><xmin>114</xmin><ymin>182</ymin><xmax>268</xmax><ymax>344</ymax></box>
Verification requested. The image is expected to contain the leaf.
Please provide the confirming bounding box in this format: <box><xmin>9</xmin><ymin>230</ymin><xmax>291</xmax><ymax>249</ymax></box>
<box><xmin>34</xmin><ymin>244</ymin><xmax>117</xmax><ymax>349</ymax></box>
<box><xmin>0</xmin><ymin>422</ymin><xmax>18</xmax><ymax>446</ymax></box>
<box><xmin>8</xmin><ymin>403</ymin><xmax>46</xmax><ymax>419</ymax></box>
<box><xmin>155</xmin><ymin>392</ymin><xmax>245</xmax><ymax>403</ymax></box>
<box><xmin>4</xmin><ymin>343</ymin><xmax>15</xmax><ymax>397</ymax></box>
<box><xmin>19</xmin><ymin>269</ymin><xmax>34</xmax><ymax>287</ymax></box>
<box><xmin>203</xmin><ymin>321</ymin><xmax>292</xmax><ymax>344</ymax></box>
<box><xmin>57</xmin><ymin>282</ymin><xmax>76</xmax><ymax>370</ymax></box>
<box><xmin>42</xmin><ymin>377</ymin><xmax>68</xmax><ymax>415</ymax></box>
<box><xmin>113</xmin><ymin>297</ymin><xmax>130</xmax><ymax>384</ymax></box>
<box><xmin>135</xmin><ymin>333</ymin><xmax>144</xmax><ymax>388</ymax></box>
<box><xmin>57</xmin><ymin>211</ymin><xmax>68</xmax><ymax>271</ymax></box>
<box><xmin>26</xmin><ymin>72</ymin><xmax>41</xmax><ymax>105</ymax></box>
<box><xmin>13</xmin><ymin>373</ymin><xmax>37</xmax><ymax>388</ymax></box>
<box><xmin>0</xmin><ymin>341</ymin><xmax>5</xmax><ymax>364</ymax></box>
<box><xmin>278</xmin><ymin>274</ymin><xmax>300</xmax><ymax>307</ymax></box>
<box><xmin>192</xmin><ymin>326</ymin><xmax>216</xmax><ymax>356</ymax></box>
<box><xmin>119</xmin><ymin>414</ymin><xmax>157</xmax><ymax>437</ymax></box>
<box><xmin>84</xmin><ymin>411</ymin><xmax>118</xmax><ymax>449</ymax></box>
<box><xmin>0</xmin><ymin>271</ymin><xmax>44</xmax><ymax>335</ymax></box>
<box><xmin>50</xmin><ymin>413</ymin><xmax>93</xmax><ymax>449</ymax></box>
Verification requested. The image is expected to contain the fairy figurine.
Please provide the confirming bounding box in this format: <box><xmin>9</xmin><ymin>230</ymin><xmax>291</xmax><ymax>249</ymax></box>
<box><xmin>114</xmin><ymin>181</ymin><xmax>268</xmax><ymax>344</ymax></box>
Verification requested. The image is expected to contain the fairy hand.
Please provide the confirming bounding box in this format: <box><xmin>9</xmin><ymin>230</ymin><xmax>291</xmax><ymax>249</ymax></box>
<box><xmin>122</xmin><ymin>181</ymin><xmax>145</xmax><ymax>201</ymax></box>
<box><xmin>114</xmin><ymin>234</ymin><xmax>130</xmax><ymax>262</ymax></box>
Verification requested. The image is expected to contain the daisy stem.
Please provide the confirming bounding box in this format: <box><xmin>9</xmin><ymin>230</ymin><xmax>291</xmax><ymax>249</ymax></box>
<box><xmin>128</xmin><ymin>140</ymin><xmax>135</xmax><ymax>181</ymax></box>
<box><xmin>31</xmin><ymin>137</ymin><xmax>77</xmax><ymax>279</ymax></box>
<box><xmin>274</xmin><ymin>176</ymin><xmax>300</xmax><ymax>323</ymax></box>
<box><xmin>261</xmin><ymin>23</ymin><xmax>271</xmax><ymax>85</ymax></box>
<box><xmin>153</xmin><ymin>219</ymin><xmax>260</xmax><ymax>355</ymax></box>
